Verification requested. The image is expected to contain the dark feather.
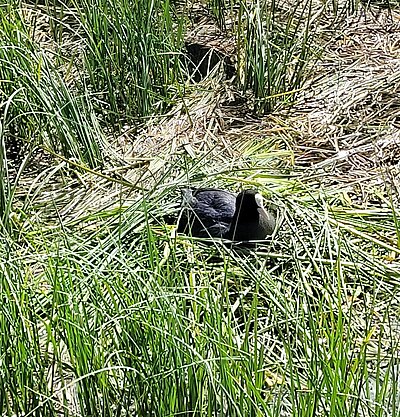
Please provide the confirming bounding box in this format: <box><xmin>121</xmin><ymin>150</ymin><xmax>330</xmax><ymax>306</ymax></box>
<box><xmin>178</xmin><ymin>188</ymin><xmax>276</xmax><ymax>241</ymax></box>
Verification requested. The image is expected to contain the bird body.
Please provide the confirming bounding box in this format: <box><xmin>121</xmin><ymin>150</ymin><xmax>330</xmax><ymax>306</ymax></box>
<box><xmin>178</xmin><ymin>188</ymin><xmax>275</xmax><ymax>241</ymax></box>
<box><xmin>178</xmin><ymin>188</ymin><xmax>236</xmax><ymax>238</ymax></box>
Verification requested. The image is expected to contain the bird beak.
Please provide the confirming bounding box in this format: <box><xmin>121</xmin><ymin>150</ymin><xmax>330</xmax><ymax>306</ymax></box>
<box><xmin>254</xmin><ymin>193</ymin><xmax>264</xmax><ymax>208</ymax></box>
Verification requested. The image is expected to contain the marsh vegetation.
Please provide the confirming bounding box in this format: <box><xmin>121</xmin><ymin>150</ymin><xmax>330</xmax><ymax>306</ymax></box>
<box><xmin>0</xmin><ymin>0</ymin><xmax>399</xmax><ymax>415</ymax></box>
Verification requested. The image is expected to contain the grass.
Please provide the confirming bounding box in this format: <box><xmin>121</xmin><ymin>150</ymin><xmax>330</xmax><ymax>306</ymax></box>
<box><xmin>74</xmin><ymin>0</ymin><xmax>186</xmax><ymax>123</ymax></box>
<box><xmin>236</xmin><ymin>0</ymin><xmax>318</xmax><ymax>114</ymax></box>
<box><xmin>0</xmin><ymin>0</ymin><xmax>399</xmax><ymax>416</ymax></box>
<box><xmin>0</xmin><ymin>151</ymin><xmax>398</xmax><ymax>416</ymax></box>
<box><xmin>0</xmin><ymin>6</ymin><xmax>107</xmax><ymax>169</ymax></box>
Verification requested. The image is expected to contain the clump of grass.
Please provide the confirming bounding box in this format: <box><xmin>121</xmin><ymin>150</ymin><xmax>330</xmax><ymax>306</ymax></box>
<box><xmin>236</xmin><ymin>0</ymin><xmax>319</xmax><ymax>114</ymax></box>
<box><xmin>75</xmin><ymin>0</ymin><xmax>187</xmax><ymax>123</ymax></box>
<box><xmin>0</xmin><ymin>6</ymin><xmax>108</xmax><ymax>169</ymax></box>
<box><xmin>209</xmin><ymin>0</ymin><xmax>227</xmax><ymax>29</ymax></box>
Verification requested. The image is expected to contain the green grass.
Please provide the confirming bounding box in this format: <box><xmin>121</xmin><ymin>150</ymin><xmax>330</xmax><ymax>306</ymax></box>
<box><xmin>0</xmin><ymin>152</ymin><xmax>398</xmax><ymax>415</ymax></box>
<box><xmin>236</xmin><ymin>0</ymin><xmax>318</xmax><ymax>114</ymax></box>
<box><xmin>0</xmin><ymin>6</ymin><xmax>107</xmax><ymax>169</ymax></box>
<box><xmin>0</xmin><ymin>0</ymin><xmax>399</xmax><ymax>416</ymax></box>
<box><xmin>74</xmin><ymin>0</ymin><xmax>186</xmax><ymax>123</ymax></box>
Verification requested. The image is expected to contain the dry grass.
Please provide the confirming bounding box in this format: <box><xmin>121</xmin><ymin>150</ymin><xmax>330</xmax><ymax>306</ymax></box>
<box><xmin>13</xmin><ymin>1</ymin><xmax>400</xmax><ymax>231</ymax></box>
<box><xmin>291</xmin><ymin>5</ymin><xmax>400</xmax><ymax>201</ymax></box>
<box><xmin>114</xmin><ymin>2</ymin><xmax>400</xmax><ymax>183</ymax></box>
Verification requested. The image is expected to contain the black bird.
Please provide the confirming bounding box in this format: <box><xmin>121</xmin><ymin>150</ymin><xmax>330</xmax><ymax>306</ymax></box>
<box><xmin>177</xmin><ymin>188</ymin><xmax>276</xmax><ymax>241</ymax></box>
